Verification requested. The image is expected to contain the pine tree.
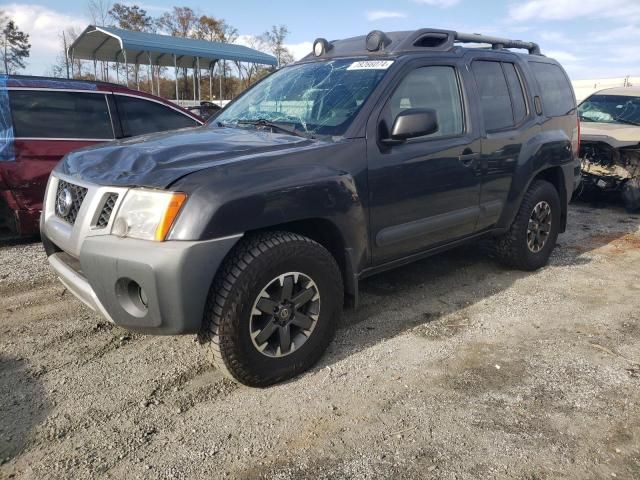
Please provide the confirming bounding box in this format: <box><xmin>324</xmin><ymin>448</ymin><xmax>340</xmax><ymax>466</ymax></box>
<box><xmin>1</xmin><ymin>19</ymin><xmax>30</xmax><ymax>74</ymax></box>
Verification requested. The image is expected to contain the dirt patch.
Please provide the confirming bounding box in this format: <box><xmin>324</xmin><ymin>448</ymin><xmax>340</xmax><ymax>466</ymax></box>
<box><xmin>2</xmin><ymin>204</ymin><xmax>640</xmax><ymax>479</ymax></box>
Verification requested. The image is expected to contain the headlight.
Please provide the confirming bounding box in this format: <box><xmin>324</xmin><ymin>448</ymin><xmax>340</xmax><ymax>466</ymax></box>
<box><xmin>111</xmin><ymin>189</ymin><xmax>187</xmax><ymax>241</ymax></box>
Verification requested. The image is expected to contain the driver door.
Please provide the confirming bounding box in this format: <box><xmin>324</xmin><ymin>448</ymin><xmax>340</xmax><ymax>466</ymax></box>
<box><xmin>367</xmin><ymin>62</ymin><xmax>483</xmax><ymax>264</ymax></box>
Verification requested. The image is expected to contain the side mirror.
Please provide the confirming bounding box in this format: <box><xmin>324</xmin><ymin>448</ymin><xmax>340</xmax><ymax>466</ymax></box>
<box><xmin>382</xmin><ymin>108</ymin><xmax>439</xmax><ymax>145</ymax></box>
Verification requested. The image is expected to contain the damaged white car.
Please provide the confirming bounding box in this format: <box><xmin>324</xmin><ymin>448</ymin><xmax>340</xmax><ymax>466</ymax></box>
<box><xmin>578</xmin><ymin>87</ymin><xmax>640</xmax><ymax>211</ymax></box>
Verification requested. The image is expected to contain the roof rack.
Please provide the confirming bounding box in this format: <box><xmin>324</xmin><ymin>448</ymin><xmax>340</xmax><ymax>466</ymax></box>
<box><xmin>453</xmin><ymin>31</ymin><xmax>541</xmax><ymax>55</ymax></box>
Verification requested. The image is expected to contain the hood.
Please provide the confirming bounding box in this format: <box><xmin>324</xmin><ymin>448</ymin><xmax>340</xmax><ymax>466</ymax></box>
<box><xmin>56</xmin><ymin>126</ymin><xmax>316</xmax><ymax>188</ymax></box>
<box><xmin>580</xmin><ymin>122</ymin><xmax>640</xmax><ymax>148</ymax></box>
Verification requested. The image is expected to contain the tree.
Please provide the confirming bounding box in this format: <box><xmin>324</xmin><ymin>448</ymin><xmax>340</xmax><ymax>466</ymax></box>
<box><xmin>0</xmin><ymin>18</ymin><xmax>31</xmax><ymax>74</ymax></box>
<box><xmin>87</xmin><ymin>0</ymin><xmax>113</xmax><ymax>81</ymax></box>
<box><xmin>156</xmin><ymin>7</ymin><xmax>199</xmax><ymax>37</ymax></box>
<box><xmin>108</xmin><ymin>3</ymin><xmax>153</xmax><ymax>31</ymax></box>
<box><xmin>87</xmin><ymin>0</ymin><xmax>112</xmax><ymax>26</ymax></box>
<box><xmin>261</xmin><ymin>25</ymin><xmax>294</xmax><ymax>68</ymax></box>
<box><xmin>194</xmin><ymin>15</ymin><xmax>223</xmax><ymax>42</ymax></box>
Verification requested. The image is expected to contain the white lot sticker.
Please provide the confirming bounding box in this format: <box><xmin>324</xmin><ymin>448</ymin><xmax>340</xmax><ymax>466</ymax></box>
<box><xmin>347</xmin><ymin>60</ymin><xmax>394</xmax><ymax>71</ymax></box>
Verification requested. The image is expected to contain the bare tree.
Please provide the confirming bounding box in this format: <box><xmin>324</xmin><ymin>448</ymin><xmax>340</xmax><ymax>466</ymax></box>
<box><xmin>261</xmin><ymin>25</ymin><xmax>294</xmax><ymax>68</ymax></box>
<box><xmin>50</xmin><ymin>27</ymin><xmax>82</xmax><ymax>78</ymax></box>
<box><xmin>87</xmin><ymin>0</ymin><xmax>113</xmax><ymax>81</ymax></box>
<box><xmin>87</xmin><ymin>0</ymin><xmax>112</xmax><ymax>26</ymax></box>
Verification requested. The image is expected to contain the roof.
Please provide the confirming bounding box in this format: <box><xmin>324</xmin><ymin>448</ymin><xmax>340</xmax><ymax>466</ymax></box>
<box><xmin>593</xmin><ymin>87</ymin><xmax>640</xmax><ymax>97</ymax></box>
<box><xmin>6</xmin><ymin>74</ymin><xmax>117</xmax><ymax>90</ymax></box>
<box><xmin>68</xmin><ymin>25</ymin><xmax>277</xmax><ymax>68</ymax></box>
<box><xmin>302</xmin><ymin>29</ymin><xmax>541</xmax><ymax>62</ymax></box>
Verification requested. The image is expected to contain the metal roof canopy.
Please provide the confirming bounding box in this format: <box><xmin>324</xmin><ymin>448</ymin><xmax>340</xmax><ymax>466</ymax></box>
<box><xmin>69</xmin><ymin>25</ymin><xmax>277</xmax><ymax>68</ymax></box>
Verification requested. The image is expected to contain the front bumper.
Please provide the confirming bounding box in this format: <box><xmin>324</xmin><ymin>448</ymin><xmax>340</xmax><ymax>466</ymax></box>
<box><xmin>44</xmin><ymin>232</ymin><xmax>240</xmax><ymax>334</ymax></box>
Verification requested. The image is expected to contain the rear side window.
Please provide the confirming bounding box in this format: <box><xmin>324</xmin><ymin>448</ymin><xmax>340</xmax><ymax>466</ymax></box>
<box><xmin>115</xmin><ymin>95</ymin><xmax>199</xmax><ymax>137</ymax></box>
<box><xmin>503</xmin><ymin>63</ymin><xmax>527</xmax><ymax>124</ymax></box>
<box><xmin>472</xmin><ymin>61</ymin><xmax>513</xmax><ymax>131</ymax></box>
<box><xmin>9</xmin><ymin>90</ymin><xmax>113</xmax><ymax>139</ymax></box>
<box><xmin>388</xmin><ymin>65</ymin><xmax>463</xmax><ymax>138</ymax></box>
<box><xmin>529</xmin><ymin>62</ymin><xmax>575</xmax><ymax>116</ymax></box>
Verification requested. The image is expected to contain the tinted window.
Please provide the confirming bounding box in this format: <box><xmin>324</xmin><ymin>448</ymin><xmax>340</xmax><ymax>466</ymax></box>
<box><xmin>530</xmin><ymin>62</ymin><xmax>575</xmax><ymax>117</ymax></box>
<box><xmin>9</xmin><ymin>90</ymin><xmax>113</xmax><ymax>139</ymax></box>
<box><xmin>503</xmin><ymin>63</ymin><xmax>527</xmax><ymax>124</ymax></box>
<box><xmin>472</xmin><ymin>61</ymin><xmax>513</xmax><ymax>131</ymax></box>
<box><xmin>389</xmin><ymin>66</ymin><xmax>463</xmax><ymax>138</ymax></box>
<box><xmin>116</xmin><ymin>95</ymin><xmax>199</xmax><ymax>137</ymax></box>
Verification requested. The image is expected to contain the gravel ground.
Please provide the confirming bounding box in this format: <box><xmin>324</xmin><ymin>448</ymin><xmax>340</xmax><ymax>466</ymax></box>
<box><xmin>1</xmin><ymin>203</ymin><xmax>639</xmax><ymax>480</ymax></box>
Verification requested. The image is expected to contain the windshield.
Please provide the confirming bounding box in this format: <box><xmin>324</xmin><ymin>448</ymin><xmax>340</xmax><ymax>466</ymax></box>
<box><xmin>212</xmin><ymin>59</ymin><xmax>392</xmax><ymax>138</ymax></box>
<box><xmin>578</xmin><ymin>94</ymin><xmax>640</xmax><ymax>125</ymax></box>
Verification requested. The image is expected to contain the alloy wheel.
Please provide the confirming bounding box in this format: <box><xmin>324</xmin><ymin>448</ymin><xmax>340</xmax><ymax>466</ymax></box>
<box><xmin>527</xmin><ymin>200</ymin><xmax>552</xmax><ymax>253</ymax></box>
<box><xmin>249</xmin><ymin>272</ymin><xmax>320</xmax><ymax>357</ymax></box>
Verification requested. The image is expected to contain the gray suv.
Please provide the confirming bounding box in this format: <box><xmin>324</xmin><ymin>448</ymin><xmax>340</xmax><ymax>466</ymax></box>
<box><xmin>42</xmin><ymin>29</ymin><xmax>578</xmax><ymax>386</ymax></box>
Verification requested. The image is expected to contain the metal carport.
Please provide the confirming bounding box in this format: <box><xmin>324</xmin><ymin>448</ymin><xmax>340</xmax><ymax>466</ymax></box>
<box><xmin>68</xmin><ymin>25</ymin><xmax>277</xmax><ymax>102</ymax></box>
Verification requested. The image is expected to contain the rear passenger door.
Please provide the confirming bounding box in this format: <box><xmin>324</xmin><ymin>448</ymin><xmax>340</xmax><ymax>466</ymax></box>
<box><xmin>470</xmin><ymin>58</ymin><xmax>540</xmax><ymax>230</ymax></box>
<box><xmin>367</xmin><ymin>61</ymin><xmax>482</xmax><ymax>264</ymax></box>
<box><xmin>113</xmin><ymin>94</ymin><xmax>201</xmax><ymax>137</ymax></box>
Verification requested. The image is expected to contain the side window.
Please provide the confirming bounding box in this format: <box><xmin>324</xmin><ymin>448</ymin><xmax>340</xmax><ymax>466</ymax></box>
<box><xmin>503</xmin><ymin>63</ymin><xmax>527</xmax><ymax>124</ymax></box>
<box><xmin>388</xmin><ymin>66</ymin><xmax>463</xmax><ymax>138</ymax></box>
<box><xmin>529</xmin><ymin>62</ymin><xmax>575</xmax><ymax>117</ymax></box>
<box><xmin>115</xmin><ymin>95</ymin><xmax>200</xmax><ymax>137</ymax></box>
<box><xmin>9</xmin><ymin>90</ymin><xmax>113</xmax><ymax>139</ymax></box>
<box><xmin>472</xmin><ymin>61</ymin><xmax>513</xmax><ymax>131</ymax></box>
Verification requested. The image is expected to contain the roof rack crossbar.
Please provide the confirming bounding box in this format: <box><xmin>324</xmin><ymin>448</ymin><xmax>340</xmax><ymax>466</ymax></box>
<box><xmin>454</xmin><ymin>31</ymin><xmax>541</xmax><ymax>55</ymax></box>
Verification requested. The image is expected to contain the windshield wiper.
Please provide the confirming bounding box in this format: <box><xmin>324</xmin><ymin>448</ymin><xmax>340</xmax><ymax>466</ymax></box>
<box><xmin>237</xmin><ymin>119</ymin><xmax>306</xmax><ymax>138</ymax></box>
<box><xmin>613</xmin><ymin>117</ymin><xmax>640</xmax><ymax>126</ymax></box>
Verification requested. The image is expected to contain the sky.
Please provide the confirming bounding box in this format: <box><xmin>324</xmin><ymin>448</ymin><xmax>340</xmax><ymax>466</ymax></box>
<box><xmin>2</xmin><ymin>0</ymin><xmax>640</xmax><ymax>80</ymax></box>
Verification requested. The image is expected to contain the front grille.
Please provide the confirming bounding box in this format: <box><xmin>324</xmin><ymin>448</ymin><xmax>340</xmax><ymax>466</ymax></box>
<box><xmin>96</xmin><ymin>193</ymin><xmax>118</xmax><ymax>228</ymax></box>
<box><xmin>55</xmin><ymin>180</ymin><xmax>88</xmax><ymax>225</ymax></box>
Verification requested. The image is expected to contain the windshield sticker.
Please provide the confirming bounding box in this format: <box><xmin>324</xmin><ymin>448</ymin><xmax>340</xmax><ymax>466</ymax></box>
<box><xmin>347</xmin><ymin>60</ymin><xmax>394</xmax><ymax>71</ymax></box>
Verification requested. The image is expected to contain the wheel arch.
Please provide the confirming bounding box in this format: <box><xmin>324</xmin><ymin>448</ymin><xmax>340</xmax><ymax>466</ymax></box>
<box><xmin>247</xmin><ymin>217</ymin><xmax>359</xmax><ymax>306</ymax></box>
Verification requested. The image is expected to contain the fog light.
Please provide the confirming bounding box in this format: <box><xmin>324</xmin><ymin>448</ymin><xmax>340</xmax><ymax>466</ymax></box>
<box><xmin>115</xmin><ymin>278</ymin><xmax>149</xmax><ymax>317</ymax></box>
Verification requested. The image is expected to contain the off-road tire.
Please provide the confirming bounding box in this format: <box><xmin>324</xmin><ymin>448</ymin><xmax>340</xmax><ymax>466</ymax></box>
<box><xmin>491</xmin><ymin>180</ymin><xmax>561</xmax><ymax>271</ymax></box>
<box><xmin>199</xmin><ymin>231</ymin><xmax>343</xmax><ymax>387</ymax></box>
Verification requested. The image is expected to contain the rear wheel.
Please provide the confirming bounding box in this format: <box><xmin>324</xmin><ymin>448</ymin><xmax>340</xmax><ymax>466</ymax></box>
<box><xmin>491</xmin><ymin>180</ymin><xmax>561</xmax><ymax>271</ymax></box>
<box><xmin>199</xmin><ymin>231</ymin><xmax>343</xmax><ymax>387</ymax></box>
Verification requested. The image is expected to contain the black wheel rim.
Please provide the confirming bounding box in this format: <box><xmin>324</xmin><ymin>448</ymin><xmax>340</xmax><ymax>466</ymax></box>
<box><xmin>249</xmin><ymin>272</ymin><xmax>320</xmax><ymax>358</ymax></box>
<box><xmin>527</xmin><ymin>200</ymin><xmax>552</xmax><ymax>253</ymax></box>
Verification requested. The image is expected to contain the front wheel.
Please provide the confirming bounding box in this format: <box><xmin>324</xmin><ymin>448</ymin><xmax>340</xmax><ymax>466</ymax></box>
<box><xmin>491</xmin><ymin>180</ymin><xmax>561</xmax><ymax>271</ymax></box>
<box><xmin>199</xmin><ymin>231</ymin><xmax>343</xmax><ymax>387</ymax></box>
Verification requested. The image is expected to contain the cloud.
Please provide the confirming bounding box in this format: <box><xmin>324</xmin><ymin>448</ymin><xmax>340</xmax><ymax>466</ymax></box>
<box><xmin>509</xmin><ymin>0</ymin><xmax>640</xmax><ymax>22</ymax></box>
<box><xmin>412</xmin><ymin>0</ymin><xmax>461</xmax><ymax>8</ymax></box>
<box><xmin>366</xmin><ymin>11</ymin><xmax>407</xmax><ymax>21</ymax></box>
<box><xmin>544</xmin><ymin>50</ymin><xmax>579</xmax><ymax>63</ymax></box>
<box><xmin>3</xmin><ymin>3</ymin><xmax>87</xmax><ymax>74</ymax></box>
<box><xmin>285</xmin><ymin>41</ymin><xmax>313</xmax><ymax>60</ymax></box>
<box><xmin>235</xmin><ymin>35</ymin><xmax>312</xmax><ymax>61</ymax></box>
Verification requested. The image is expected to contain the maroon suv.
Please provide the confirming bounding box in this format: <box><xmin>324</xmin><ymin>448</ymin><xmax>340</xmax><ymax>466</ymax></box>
<box><xmin>0</xmin><ymin>75</ymin><xmax>203</xmax><ymax>238</ymax></box>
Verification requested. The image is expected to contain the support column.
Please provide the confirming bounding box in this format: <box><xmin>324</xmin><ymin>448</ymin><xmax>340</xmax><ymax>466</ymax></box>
<box><xmin>173</xmin><ymin>54</ymin><xmax>179</xmax><ymax>101</ymax></box>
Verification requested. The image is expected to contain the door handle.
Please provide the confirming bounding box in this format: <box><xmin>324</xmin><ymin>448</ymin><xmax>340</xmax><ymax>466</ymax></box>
<box><xmin>458</xmin><ymin>152</ymin><xmax>480</xmax><ymax>167</ymax></box>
